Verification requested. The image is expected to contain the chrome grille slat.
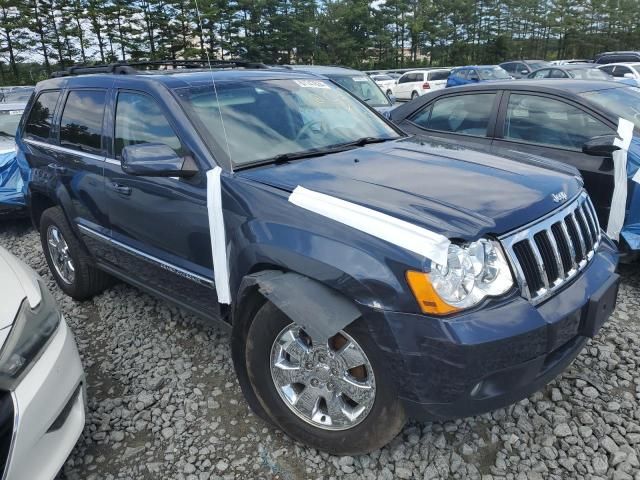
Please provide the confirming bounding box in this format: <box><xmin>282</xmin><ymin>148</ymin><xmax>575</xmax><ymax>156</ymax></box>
<box><xmin>500</xmin><ymin>192</ymin><xmax>601</xmax><ymax>305</ymax></box>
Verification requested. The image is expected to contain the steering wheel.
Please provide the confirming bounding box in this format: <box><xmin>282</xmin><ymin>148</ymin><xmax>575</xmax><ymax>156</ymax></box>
<box><xmin>295</xmin><ymin>120</ymin><xmax>326</xmax><ymax>141</ymax></box>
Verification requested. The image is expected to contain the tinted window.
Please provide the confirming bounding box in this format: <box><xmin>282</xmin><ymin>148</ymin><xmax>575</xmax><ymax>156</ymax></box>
<box><xmin>599</xmin><ymin>65</ymin><xmax>615</xmax><ymax>75</ymax></box>
<box><xmin>398</xmin><ymin>74</ymin><xmax>411</xmax><ymax>84</ymax></box>
<box><xmin>532</xmin><ymin>69</ymin><xmax>550</xmax><ymax>79</ymax></box>
<box><xmin>549</xmin><ymin>69</ymin><xmax>567</xmax><ymax>78</ymax></box>
<box><xmin>618</xmin><ymin>55</ymin><xmax>640</xmax><ymax>62</ymax></box>
<box><xmin>59</xmin><ymin>90</ymin><xmax>106</xmax><ymax>154</ymax></box>
<box><xmin>501</xmin><ymin>63</ymin><xmax>515</xmax><ymax>73</ymax></box>
<box><xmin>24</xmin><ymin>91</ymin><xmax>60</xmax><ymax>141</ymax></box>
<box><xmin>468</xmin><ymin>69</ymin><xmax>479</xmax><ymax>80</ymax></box>
<box><xmin>504</xmin><ymin>94</ymin><xmax>612</xmax><ymax>149</ymax></box>
<box><xmin>412</xmin><ymin>93</ymin><xmax>496</xmax><ymax>136</ymax></box>
<box><xmin>114</xmin><ymin>92</ymin><xmax>182</xmax><ymax>159</ymax></box>
<box><xmin>478</xmin><ymin>67</ymin><xmax>511</xmax><ymax>80</ymax></box>
<box><xmin>429</xmin><ymin>71</ymin><xmax>449</xmax><ymax>81</ymax></box>
<box><xmin>615</xmin><ymin>66</ymin><xmax>631</xmax><ymax>75</ymax></box>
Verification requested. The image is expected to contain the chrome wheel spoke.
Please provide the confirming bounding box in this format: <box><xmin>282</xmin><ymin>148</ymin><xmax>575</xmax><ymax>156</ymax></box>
<box><xmin>294</xmin><ymin>387</ymin><xmax>322</xmax><ymax>418</ymax></box>
<box><xmin>272</xmin><ymin>364</ymin><xmax>305</xmax><ymax>386</ymax></box>
<box><xmin>336</xmin><ymin>340</ymin><xmax>368</xmax><ymax>370</ymax></box>
<box><xmin>335</xmin><ymin>375</ymin><xmax>374</xmax><ymax>404</ymax></box>
<box><xmin>277</xmin><ymin>329</ymin><xmax>309</xmax><ymax>362</ymax></box>
<box><xmin>46</xmin><ymin>226</ymin><xmax>75</xmax><ymax>284</ymax></box>
<box><xmin>326</xmin><ymin>394</ymin><xmax>350</xmax><ymax>425</ymax></box>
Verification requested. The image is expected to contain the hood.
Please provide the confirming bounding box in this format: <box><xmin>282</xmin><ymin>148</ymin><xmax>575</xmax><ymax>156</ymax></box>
<box><xmin>0</xmin><ymin>247</ymin><xmax>42</xmax><ymax>330</ymax></box>
<box><xmin>238</xmin><ymin>136</ymin><xmax>582</xmax><ymax>240</ymax></box>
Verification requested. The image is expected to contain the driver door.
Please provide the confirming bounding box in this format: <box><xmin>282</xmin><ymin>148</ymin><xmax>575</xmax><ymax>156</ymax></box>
<box><xmin>102</xmin><ymin>86</ymin><xmax>218</xmax><ymax>317</ymax></box>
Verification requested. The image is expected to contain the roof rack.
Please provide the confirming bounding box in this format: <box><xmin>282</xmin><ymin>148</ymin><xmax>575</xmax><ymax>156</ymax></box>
<box><xmin>51</xmin><ymin>59</ymin><xmax>270</xmax><ymax>78</ymax></box>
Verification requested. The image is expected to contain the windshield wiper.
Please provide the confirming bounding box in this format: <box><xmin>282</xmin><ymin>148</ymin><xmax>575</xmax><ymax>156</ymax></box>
<box><xmin>239</xmin><ymin>137</ymin><xmax>397</xmax><ymax>169</ymax></box>
<box><xmin>0</xmin><ymin>131</ymin><xmax>14</xmax><ymax>139</ymax></box>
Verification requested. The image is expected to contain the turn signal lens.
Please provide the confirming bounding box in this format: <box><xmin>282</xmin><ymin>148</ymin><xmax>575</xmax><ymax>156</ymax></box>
<box><xmin>406</xmin><ymin>271</ymin><xmax>461</xmax><ymax>315</ymax></box>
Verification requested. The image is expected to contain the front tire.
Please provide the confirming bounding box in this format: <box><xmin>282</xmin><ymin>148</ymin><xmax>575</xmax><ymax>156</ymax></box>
<box><xmin>411</xmin><ymin>91</ymin><xmax>419</xmax><ymax>100</ymax></box>
<box><xmin>40</xmin><ymin>207</ymin><xmax>112</xmax><ymax>300</ymax></box>
<box><xmin>245</xmin><ymin>301</ymin><xmax>406</xmax><ymax>455</ymax></box>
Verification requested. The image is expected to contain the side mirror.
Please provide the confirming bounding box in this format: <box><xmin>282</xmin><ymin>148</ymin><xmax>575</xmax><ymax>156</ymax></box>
<box><xmin>624</xmin><ymin>73</ymin><xmax>635</xmax><ymax>79</ymax></box>
<box><xmin>121</xmin><ymin>143</ymin><xmax>197</xmax><ymax>177</ymax></box>
<box><xmin>582</xmin><ymin>134</ymin><xmax>621</xmax><ymax>157</ymax></box>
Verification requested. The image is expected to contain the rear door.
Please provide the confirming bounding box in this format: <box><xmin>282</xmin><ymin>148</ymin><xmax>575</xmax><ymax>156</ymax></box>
<box><xmin>53</xmin><ymin>89</ymin><xmax>111</xmax><ymax>258</ymax></box>
<box><xmin>102</xmin><ymin>85</ymin><xmax>218</xmax><ymax>317</ymax></box>
<box><xmin>492</xmin><ymin>91</ymin><xmax>616</xmax><ymax>225</ymax></box>
<box><xmin>398</xmin><ymin>91</ymin><xmax>500</xmax><ymax>149</ymax></box>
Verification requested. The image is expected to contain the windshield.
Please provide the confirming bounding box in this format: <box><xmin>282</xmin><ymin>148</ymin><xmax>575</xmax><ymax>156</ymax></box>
<box><xmin>326</xmin><ymin>74</ymin><xmax>391</xmax><ymax>107</ymax></box>
<box><xmin>176</xmin><ymin>79</ymin><xmax>399</xmax><ymax>168</ymax></box>
<box><xmin>529</xmin><ymin>62</ymin><xmax>550</xmax><ymax>70</ymax></box>
<box><xmin>580</xmin><ymin>87</ymin><xmax>640</xmax><ymax>129</ymax></box>
<box><xmin>568</xmin><ymin>68</ymin><xmax>611</xmax><ymax>80</ymax></box>
<box><xmin>0</xmin><ymin>109</ymin><xmax>23</xmax><ymax>139</ymax></box>
<box><xmin>478</xmin><ymin>67</ymin><xmax>511</xmax><ymax>80</ymax></box>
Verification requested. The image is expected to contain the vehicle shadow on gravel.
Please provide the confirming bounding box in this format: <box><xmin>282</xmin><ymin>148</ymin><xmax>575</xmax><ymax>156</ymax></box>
<box><xmin>2</xmin><ymin>223</ymin><xmax>639</xmax><ymax>480</ymax></box>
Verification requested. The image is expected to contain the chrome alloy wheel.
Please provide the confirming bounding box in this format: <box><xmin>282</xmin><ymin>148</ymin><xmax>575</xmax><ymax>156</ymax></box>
<box><xmin>270</xmin><ymin>324</ymin><xmax>376</xmax><ymax>430</ymax></box>
<box><xmin>47</xmin><ymin>225</ymin><xmax>75</xmax><ymax>285</ymax></box>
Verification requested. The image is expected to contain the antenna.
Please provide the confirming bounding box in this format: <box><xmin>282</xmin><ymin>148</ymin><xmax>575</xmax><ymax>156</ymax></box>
<box><xmin>192</xmin><ymin>0</ymin><xmax>233</xmax><ymax>170</ymax></box>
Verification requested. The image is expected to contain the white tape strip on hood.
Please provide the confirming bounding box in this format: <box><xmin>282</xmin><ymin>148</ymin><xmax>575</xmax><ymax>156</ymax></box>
<box><xmin>206</xmin><ymin>167</ymin><xmax>231</xmax><ymax>304</ymax></box>
<box><xmin>606</xmin><ymin>117</ymin><xmax>635</xmax><ymax>240</ymax></box>
<box><xmin>289</xmin><ymin>186</ymin><xmax>451</xmax><ymax>266</ymax></box>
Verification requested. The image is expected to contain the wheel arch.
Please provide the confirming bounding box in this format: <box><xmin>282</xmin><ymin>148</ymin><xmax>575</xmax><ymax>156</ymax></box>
<box><xmin>230</xmin><ymin>269</ymin><xmax>363</xmax><ymax>424</ymax></box>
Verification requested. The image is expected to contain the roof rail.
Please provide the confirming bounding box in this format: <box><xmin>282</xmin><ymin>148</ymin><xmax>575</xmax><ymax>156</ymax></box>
<box><xmin>50</xmin><ymin>59</ymin><xmax>270</xmax><ymax>78</ymax></box>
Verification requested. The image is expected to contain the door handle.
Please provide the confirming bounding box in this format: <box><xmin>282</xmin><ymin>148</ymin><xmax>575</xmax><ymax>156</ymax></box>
<box><xmin>109</xmin><ymin>182</ymin><xmax>132</xmax><ymax>196</ymax></box>
<box><xmin>48</xmin><ymin>163</ymin><xmax>67</xmax><ymax>174</ymax></box>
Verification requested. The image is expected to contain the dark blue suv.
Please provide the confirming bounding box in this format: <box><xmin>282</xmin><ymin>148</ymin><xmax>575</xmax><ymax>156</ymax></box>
<box><xmin>16</xmin><ymin>61</ymin><xmax>619</xmax><ymax>455</ymax></box>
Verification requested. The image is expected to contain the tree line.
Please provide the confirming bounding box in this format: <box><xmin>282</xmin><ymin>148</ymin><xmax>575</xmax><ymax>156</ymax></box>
<box><xmin>1</xmin><ymin>0</ymin><xmax>638</xmax><ymax>85</ymax></box>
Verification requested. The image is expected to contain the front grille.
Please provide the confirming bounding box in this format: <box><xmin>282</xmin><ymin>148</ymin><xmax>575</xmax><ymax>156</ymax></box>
<box><xmin>501</xmin><ymin>192</ymin><xmax>601</xmax><ymax>303</ymax></box>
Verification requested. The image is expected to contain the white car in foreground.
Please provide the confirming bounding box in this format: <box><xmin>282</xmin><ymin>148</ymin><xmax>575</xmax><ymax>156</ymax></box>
<box><xmin>0</xmin><ymin>247</ymin><xmax>85</xmax><ymax>480</ymax></box>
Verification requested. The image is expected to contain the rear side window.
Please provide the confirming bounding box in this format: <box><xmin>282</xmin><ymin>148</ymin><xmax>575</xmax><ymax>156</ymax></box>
<box><xmin>504</xmin><ymin>94</ymin><xmax>613</xmax><ymax>149</ymax></box>
<box><xmin>410</xmin><ymin>93</ymin><xmax>496</xmax><ymax>136</ymax></box>
<box><xmin>24</xmin><ymin>91</ymin><xmax>60</xmax><ymax>141</ymax></box>
<box><xmin>59</xmin><ymin>90</ymin><xmax>106</xmax><ymax>154</ymax></box>
<box><xmin>114</xmin><ymin>92</ymin><xmax>182</xmax><ymax>159</ymax></box>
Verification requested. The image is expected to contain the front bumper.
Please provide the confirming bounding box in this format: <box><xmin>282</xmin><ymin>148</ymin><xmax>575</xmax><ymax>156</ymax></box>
<box><xmin>2</xmin><ymin>317</ymin><xmax>85</xmax><ymax>480</ymax></box>
<box><xmin>366</xmin><ymin>237</ymin><xmax>619</xmax><ymax>421</ymax></box>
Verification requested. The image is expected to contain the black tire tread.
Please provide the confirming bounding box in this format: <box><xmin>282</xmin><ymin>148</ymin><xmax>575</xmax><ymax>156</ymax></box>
<box><xmin>40</xmin><ymin>206</ymin><xmax>112</xmax><ymax>300</ymax></box>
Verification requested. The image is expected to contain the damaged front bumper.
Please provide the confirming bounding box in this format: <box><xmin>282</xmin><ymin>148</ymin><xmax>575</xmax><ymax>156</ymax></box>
<box><xmin>363</xmin><ymin>236</ymin><xmax>619</xmax><ymax>421</ymax></box>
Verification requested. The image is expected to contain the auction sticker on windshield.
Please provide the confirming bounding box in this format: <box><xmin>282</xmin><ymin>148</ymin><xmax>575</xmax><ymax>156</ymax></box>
<box><xmin>294</xmin><ymin>80</ymin><xmax>330</xmax><ymax>89</ymax></box>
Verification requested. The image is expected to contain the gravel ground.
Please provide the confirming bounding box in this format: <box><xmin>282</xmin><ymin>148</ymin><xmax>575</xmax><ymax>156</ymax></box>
<box><xmin>1</xmin><ymin>219</ymin><xmax>639</xmax><ymax>480</ymax></box>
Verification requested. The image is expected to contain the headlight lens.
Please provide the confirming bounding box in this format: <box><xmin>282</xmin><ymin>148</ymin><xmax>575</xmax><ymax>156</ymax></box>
<box><xmin>0</xmin><ymin>281</ymin><xmax>60</xmax><ymax>389</ymax></box>
<box><xmin>407</xmin><ymin>239</ymin><xmax>514</xmax><ymax>315</ymax></box>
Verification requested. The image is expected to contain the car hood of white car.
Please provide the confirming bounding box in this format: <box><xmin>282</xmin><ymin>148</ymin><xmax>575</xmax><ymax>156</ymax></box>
<box><xmin>0</xmin><ymin>247</ymin><xmax>42</xmax><ymax>330</ymax></box>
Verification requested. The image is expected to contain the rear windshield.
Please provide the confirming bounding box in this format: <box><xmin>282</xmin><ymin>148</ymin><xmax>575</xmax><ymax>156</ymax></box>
<box><xmin>429</xmin><ymin>71</ymin><xmax>450</xmax><ymax>81</ymax></box>
<box><xmin>176</xmin><ymin>79</ymin><xmax>399</xmax><ymax>168</ymax></box>
<box><xmin>326</xmin><ymin>74</ymin><xmax>391</xmax><ymax>107</ymax></box>
<box><xmin>568</xmin><ymin>68</ymin><xmax>611</xmax><ymax>80</ymax></box>
<box><xmin>528</xmin><ymin>62</ymin><xmax>550</xmax><ymax>70</ymax></box>
<box><xmin>478</xmin><ymin>67</ymin><xmax>511</xmax><ymax>80</ymax></box>
<box><xmin>580</xmin><ymin>87</ymin><xmax>640</xmax><ymax>130</ymax></box>
<box><xmin>372</xmin><ymin>75</ymin><xmax>393</xmax><ymax>81</ymax></box>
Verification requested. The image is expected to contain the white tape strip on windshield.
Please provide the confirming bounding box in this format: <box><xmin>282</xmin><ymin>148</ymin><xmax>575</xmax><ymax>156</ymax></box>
<box><xmin>289</xmin><ymin>186</ymin><xmax>451</xmax><ymax>266</ymax></box>
<box><xmin>606</xmin><ymin>117</ymin><xmax>634</xmax><ymax>240</ymax></box>
<box><xmin>206</xmin><ymin>167</ymin><xmax>231</xmax><ymax>304</ymax></box>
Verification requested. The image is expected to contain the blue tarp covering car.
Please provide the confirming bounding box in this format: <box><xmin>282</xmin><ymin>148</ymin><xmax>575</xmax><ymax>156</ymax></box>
<box><xmin>0</xmin><ymin>102</ymin><xmax>27</xmax><ymax>217</ymax></box>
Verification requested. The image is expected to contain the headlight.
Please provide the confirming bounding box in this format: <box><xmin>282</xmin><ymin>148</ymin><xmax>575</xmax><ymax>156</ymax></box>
<box><xmin>406</xmin><ymin>239</ymin><xmax>513</xmax><ymax>315</ymax></box>
<box><xmin>0</xmin><ymin>281</ymin><xmax>60</xmax><ymax>389</ymax></box>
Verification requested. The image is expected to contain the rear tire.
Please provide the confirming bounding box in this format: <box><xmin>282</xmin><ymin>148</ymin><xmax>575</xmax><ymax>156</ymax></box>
<box><xmin>386</xmin><ymin>89</ymin><xmax>393</xmax><ymax>97</ymax></box>
<box><xmin>40</xmin><ymin>207</ymin><xmax>113</xmax><ymax>300</ymax></box>
<box><xmin>245</xmin><ymin>301</ymin><xmax>406</xmax><ymax>455</ymax></box>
